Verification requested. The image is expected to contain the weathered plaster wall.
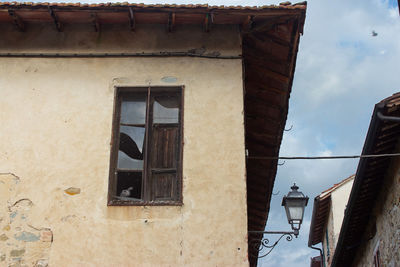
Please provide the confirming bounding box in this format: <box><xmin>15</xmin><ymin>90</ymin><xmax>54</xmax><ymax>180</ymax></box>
<box><xmin>352</xmin><ymin>150</ymin><xmax>400</xmax><ymax>267</ymax></box>
<box><xmin>330</xmin><ymin>178</ymin><xmax>354</xmax><ymax>246</ymax></box>
<box><xmin>0</xmin><ymin>24</ymin><xmax>248</xmax><ymax>266</ymax></box>
<box><xmin>320</xmin><ymin>178</ymin><xmax>354</xmax><ymax>267</ymax></box>
<box><xmin>322</xmin><ymin>206</ymin><xmax>335</xmax><ymax>267</ymax></box>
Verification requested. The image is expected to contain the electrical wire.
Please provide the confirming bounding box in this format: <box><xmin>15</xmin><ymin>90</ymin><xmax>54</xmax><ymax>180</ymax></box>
<box><xmin>247</xmin><ymin>153</ymin><xmax>400</xmax><ymax>160</ymax></box>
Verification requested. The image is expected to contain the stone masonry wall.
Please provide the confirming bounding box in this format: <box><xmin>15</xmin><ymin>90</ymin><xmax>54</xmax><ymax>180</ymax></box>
<box><xmin>352</xmin><ymin>149</ymin><xmax>400</xmax><ymax>267</ymax></box>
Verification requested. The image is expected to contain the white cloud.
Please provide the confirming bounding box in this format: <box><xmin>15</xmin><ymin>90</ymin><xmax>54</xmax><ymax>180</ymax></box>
<box><xmin>261</xmin><ymin>1</ymin><xmax>400</xmax><ymax>266</ymax></box>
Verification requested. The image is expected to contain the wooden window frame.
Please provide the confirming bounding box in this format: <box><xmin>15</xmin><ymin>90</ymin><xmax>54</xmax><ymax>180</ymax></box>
<box><xmin>107</xmin><ymin>86</ymin><xmax>184</xmax><ymax>206</ymax></box>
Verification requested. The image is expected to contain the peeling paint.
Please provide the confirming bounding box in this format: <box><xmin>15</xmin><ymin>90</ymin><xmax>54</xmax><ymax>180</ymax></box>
<box><xmin>14</xmin><ymin>231</ymin><xmax>40</xmax><ymax>242</ymax></box>
<box><xmin>161</xmin><ymin>76</ymin><xmax>178</xmax><ymax>83</ymax></box>
<box><xmin>36</xmin><ymin>259</ymin><xmax>49</xmax><ymax>267</ymax></box>
<box><xmin>10</xmin><ymin>199</ymin><xmax>33</xmax><ymax>209</ymax></box>
<box><xmin>10</xmin><ymin>249</ymin><xmax>25</xmax><ymax>257</ymax></box>
<box><xmin>61</xmin><ymin>214</ymin><xmax>76</xmax><ymax>222</ymax></box>
<box><xmin>9</xmin><ymin>258</ymin><xmax>22</xmax><ymax>267</ymax></box>
<box><xmin>64</xmin><ymin>187</ymin><xmax>81</xmax><ymax>195</ymax></box>
<box><xmin>40</xmin><ymin>230</ymin><xmax>53</xmax><ymax>242</ymax></box>
<box><xmin>0</xmin><ymin>175</ymin><xmax>53</xmax><ymax>267</ymax></box>
<box><xmin>0</xmin><ymin>234</ymin><xmax>9</xmax><ymax>241</ymax></box>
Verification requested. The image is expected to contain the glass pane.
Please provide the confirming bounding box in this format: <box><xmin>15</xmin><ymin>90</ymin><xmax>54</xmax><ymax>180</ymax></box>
<box><xmin>121</xmin><ymin>95</ymin><xmax>146</xmax><ymax>124</ymax></box>
<box><xmin>287</xmin><ymin>206</ymin><xmax>304</xmax><ymax>221</ymax></box>
<box><xmin>116</xmin><ymin>172</ymin><xmax>142</xmax><ymax>200</ymax></box>
<box><xmin>153</xmin><ymin>95</ymin><xmax>179</xmax><ymax>124</ymax></box>
<box><xmin>118</xmin><ymin>126</ymin><xmax>145</xmax><ymax>170</ymax></box>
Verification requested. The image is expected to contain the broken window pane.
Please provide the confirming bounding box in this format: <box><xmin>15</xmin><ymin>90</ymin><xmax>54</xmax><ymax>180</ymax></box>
<box><xmin>153</xmin><ymin>95</ymin><xmax>179</xmax><ymax>124</ymax></box>
<box><xmin>121</xmin><ymin>95</ymin><xmax>146</xmax><ymax>124</ymax></box>
<box><xmin>117</xmin><ymin>126</ymin><xmax>145</xmax><ymax>170</ymax></box>
<box><xmin>109</xmin><ymin>87</ymin><xmax>183</xmax><ymax>205</ymax></box>
<box><xmin>116</xmin><ymin>172</ymin><xmax>142</xmax><ymax>200</ymax></box>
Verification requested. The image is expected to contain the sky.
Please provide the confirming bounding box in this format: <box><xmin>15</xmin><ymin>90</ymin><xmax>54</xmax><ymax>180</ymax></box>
<box><xmin>5</xmin><ymin>0</ymin><xmax>399</xmax><ymax>265</ymax></box>
<box><xmin>259</xmin><ymin>0</ymin><xmax>400</xmax><ymax>266</ymax></box>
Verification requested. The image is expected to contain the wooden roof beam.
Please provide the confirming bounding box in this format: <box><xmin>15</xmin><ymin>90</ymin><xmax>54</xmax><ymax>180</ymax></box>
<box><xmin>204</xmin><ymin>13</ymin><xmax>212</xmax><ymax>32</ymax></box>
<box><xmin>8</xmin><ymin>10</ymin><xmax>25</xmax><ymax>31</ymax></box>
<box><xmin>49</xmin><ymin>7</ymin><xmax>62</xmax><ymax>32</ymax></box>
<box><xmin>91</xmin><ymin>12</ymin><xmax>100</xmax><ymax>32</ymax></box>
<box><xmin>167</xmin><ymin>12</ymin><xmax>175</xmax><ymax>32</ymax></box>
<box><xmin>128</xmin><ymin>7</ymin><xmax>135</xmax><ymax>31</ymax></box>
<box><xmin>242</xmin><ymin>15</ymin><xmax>254</xmax><ymax>32</ymax></box>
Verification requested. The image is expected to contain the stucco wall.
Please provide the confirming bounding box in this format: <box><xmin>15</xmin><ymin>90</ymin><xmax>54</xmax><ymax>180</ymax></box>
<box><xmin>322</xmin><ymin>206</ymin><xmax>335</xmax><ymax>266</ymax></box>
<box><xmin>321</xmin><ymin>178</ymin><xmax>353</xmax><ymax>267</ymax></box>
<box><xmin>330</xmin><ymin>178</ymin><xmax>353</xmax><ymax>247</ymax></box>
<box><xmin>352</xmin><ymin>150</ymin><xmax>400</xmax><ymax>267</ymax></box>
<box><xmin>0</xmin><ymin>24</ymin><xmax>248</xmax><ymax>266</ymax></box>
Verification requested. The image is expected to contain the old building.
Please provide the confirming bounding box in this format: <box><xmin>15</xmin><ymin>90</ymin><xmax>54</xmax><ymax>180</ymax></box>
<box><xmin>308</xmin><ymin>175</ymin><xmax>355</xmax><ymax>267</ymax></box>
<box><xmin>331</xmin><ymin>93</ymin><xmax>400</xmax><ymax>267</ymax></box>
<box><xmin>0</xmin><ymin>2</ymin><xmax>306</xmax><ymax>266</ymax></box>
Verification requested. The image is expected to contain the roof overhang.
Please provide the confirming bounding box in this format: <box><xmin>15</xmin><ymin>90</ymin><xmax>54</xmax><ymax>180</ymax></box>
<box><xmin>308</xmin><ymin>194</ymin><xmax>331</xmax><ymax>246</ymax></box>
<box><xmin>308</xmin><ymin>175</ymin><xmax>355</xmax><ymax>246</ymax></box>
<box><xmin>331</xmin><ymin>93</ymin><xmax>400</xmax><ymax>266</ymax></box>
<box><xmin>0</xmin><ymin>2</ymin><xmax>306</xmax><ymax>32</ymax></box>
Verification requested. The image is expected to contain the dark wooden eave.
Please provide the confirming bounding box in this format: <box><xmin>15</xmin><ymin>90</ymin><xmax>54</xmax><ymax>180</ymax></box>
<box><xmin>0</xmin><ymin>2</ymin><xmax>306</xmax><ymax>30</ymax></box>
<box><xmin>308</xmin><ymin>175</ymin><xmax>354</xmax><ymax>247</ymax></box>
<box><xmin>243</xmin><ymin>11</ymin><xmax>305</xmax><ymax>267</ymax></box>
<box><xmin>331</xmin><ymin>93</ymin><xmax>400</xmax><ymax>267</ymax></box>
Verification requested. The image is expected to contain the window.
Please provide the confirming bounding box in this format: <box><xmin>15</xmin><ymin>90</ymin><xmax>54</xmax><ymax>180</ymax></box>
<box><xmin>108</xmin><ymin>86</ymin><xmax>183</xmax><ymax>205</ymax></box>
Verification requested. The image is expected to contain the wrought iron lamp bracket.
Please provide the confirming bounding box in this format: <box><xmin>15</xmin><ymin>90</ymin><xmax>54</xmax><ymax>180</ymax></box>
<box><xmin>248</xmin><ymin>230</ymin><xmax>298</xmax><ymax>258</ymax></box>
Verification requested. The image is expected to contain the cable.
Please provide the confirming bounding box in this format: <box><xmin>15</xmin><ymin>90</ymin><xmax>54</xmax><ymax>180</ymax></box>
<box><xmin>0</xmin><ymin>52</ymin><xmax>242</xmax><ymax>59</ymax></box>
<box><xmin>247</xmin><ymin>153</ymin><xmax>400</xmax><ymax>160</ymax></box>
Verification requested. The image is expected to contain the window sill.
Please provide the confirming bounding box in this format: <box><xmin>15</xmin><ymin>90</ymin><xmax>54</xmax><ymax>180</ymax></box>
<box><xmin>107</xmin><ymin>199</ymin><xmax>183</xmax><ymax>206</ymax></box>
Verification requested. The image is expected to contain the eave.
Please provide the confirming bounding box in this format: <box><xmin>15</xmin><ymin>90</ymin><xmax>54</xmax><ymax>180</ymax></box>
<box><xmin>308</xmin><ymin>175</ymin><xmax>354</xmax><ymax>247</ymax></box>
<box><xmin>331</xmin><ymin>93</ymin><xmax>400</xmax><ymax>267</ymax></box>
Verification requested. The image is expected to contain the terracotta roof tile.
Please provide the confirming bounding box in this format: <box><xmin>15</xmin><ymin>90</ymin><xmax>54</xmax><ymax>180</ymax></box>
<box><xmin>0</xmin><ymin>1</ymin><xmax>307</xmax><ymax>10</ymax></box>
<box><xmin>320</xmin><ymin>174</ymin><xmax>355</xmax><ymax>197</ymax></box>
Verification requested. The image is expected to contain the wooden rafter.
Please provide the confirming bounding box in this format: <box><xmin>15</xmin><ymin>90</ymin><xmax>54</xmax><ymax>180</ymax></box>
<box><xmin>128</xmin><ymin>7</ymin><xmax>135</xmax><ymax>31</ymax></box>
<box><xmin>48</xmin><ymin>7</ymin><xmax>62</xmax><ymax>32</ymax></box>
<box><xmin>91</xmin><ymin>12</ymin><xmax>100</xmax><ymax>32</ymax></box>
<box><xmin>8</xmin><ymin>10</ymin><xmax>25</xmax><ymax>31</ymax></box>
<box><xmin>242</xmin><ymin>15</ymin><xmax>254</xmax><ymax>32</ymax></box>
<box><xmin>204</xmin><ymin>13</ymin><xmax>212</xmax><ymax>32</ymax></box>
<box><xmin>243</xmin><ymin>15</ymin><xmax>296</xmax><ymax>35</ymax></box>
<box><xmin>167</xmin><ymin>12</ymin><xmax>175</xmax><ymax>32</ymax></box>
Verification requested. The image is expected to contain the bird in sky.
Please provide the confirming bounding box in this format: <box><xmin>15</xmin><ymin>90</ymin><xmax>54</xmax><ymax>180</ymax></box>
<box><xmin>120</xmin><ymin>187</ymin><xmax>133</xmax><ymax>197</ymax></box>
<box><xmin>372</xmin><ymin>30</ymin><xmax>378</xmax><ymax>37</ymax></box>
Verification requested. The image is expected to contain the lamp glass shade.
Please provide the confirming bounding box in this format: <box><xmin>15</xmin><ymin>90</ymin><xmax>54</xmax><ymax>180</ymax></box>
<box><xmin>281</xmin><ymin>183</ymin><xmax>309</xmax><ymax>231</ymax></box>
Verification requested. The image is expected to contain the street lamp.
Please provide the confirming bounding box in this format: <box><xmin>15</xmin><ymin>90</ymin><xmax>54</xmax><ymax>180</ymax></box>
<box><xmin>282</xmin><ymin>183</ymin><xmax>309</xmax><ymax>237</ymax></box>
<box><xmin>248</xmin><ymin>183</ymin><xmax>309</xmax><ymax>258</ymax></box>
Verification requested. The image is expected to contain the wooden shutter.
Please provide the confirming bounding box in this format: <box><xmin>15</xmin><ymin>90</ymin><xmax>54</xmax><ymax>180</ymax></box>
<box><xmin>148</xmin><ymin>91</ymin><xmax>181</xmax><ymax>202</ymax></box>
<box><xmin>149</xmin><ymin>124</ymin><xmax>180</xmax><ymax>201</ymax></box>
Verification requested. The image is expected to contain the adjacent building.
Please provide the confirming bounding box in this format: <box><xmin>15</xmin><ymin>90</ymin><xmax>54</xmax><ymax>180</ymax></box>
<box><xmin>309</xmin><ymin>93</ymin><xmax>400</xmax><ymax>267</ymax></box>
<box><xmin>308</xmin><ymin>175</ymin><xmax>355</xmax><ymax>267</ymax></box>
<box><xmin>331</xmin><ymin>93</ymin><xmax>400</xmax><ymax>267</ymax></box>
<box><xmin>0</xmin><ymin>2</ymin><xmax>306</xmax><ymax>266</ymax></box>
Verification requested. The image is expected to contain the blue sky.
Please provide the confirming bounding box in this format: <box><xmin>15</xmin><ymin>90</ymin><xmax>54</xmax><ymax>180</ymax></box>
<box><xmin>261</xmin><ymin>1</ymin><xmax>400</xmax><ymax>266</ymax></box>
<box><xmin>5</xmin><ymin>0</ymin><xmax>399</xmax><ymax>265</ymax></box>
